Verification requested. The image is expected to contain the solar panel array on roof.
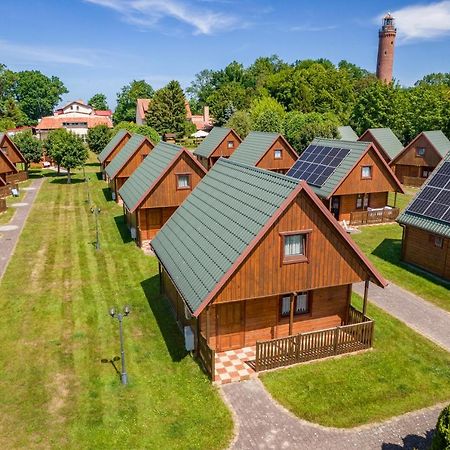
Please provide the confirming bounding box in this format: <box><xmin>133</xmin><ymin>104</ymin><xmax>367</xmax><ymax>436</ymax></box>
<box><xmin>287</xmin><ymin>144</ymin><xmax>350</xmax><ymax>187</ymax></box>
<box><xmin>406</xmin><ymin>161</ymin><xmax>450</xmax><ymax>223</ymax></box>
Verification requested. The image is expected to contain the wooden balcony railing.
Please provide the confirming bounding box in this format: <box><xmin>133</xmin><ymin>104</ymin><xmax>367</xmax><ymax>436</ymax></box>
<box><xmin>5</xmin><ymin>171</ymin><xmax>28</xmax><ymax>184</ymax></box>
<box><xmin>350</xmin><ymin>207</ymin><xmax>399</xmax><ymax>226</ymax></box>
<box><xmin>255</xmin><ymin>306</ymin><xmax>373</xmax><ymax>372</ymax></box>
<box><xmin>403</xmin><ymin>176</ymin><xmax>426</xmax><ymax>187</ymax></box>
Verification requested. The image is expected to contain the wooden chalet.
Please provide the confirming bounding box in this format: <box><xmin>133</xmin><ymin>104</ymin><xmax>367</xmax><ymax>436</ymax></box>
<box><xmin>390</xmin><ymin>130</ymin><xmax>450</xmax><ymax>186</ymax></box>
<box><xmin>104</xmin><ymin>134</ymin><xmax>154</xmax><ymax>202</ymax></box>
<box><xmin>0</xmin><ymin>133</ymin><xmax>27</xmax><ymax>184</ymax></box>
<box><xmin>358</xmin><ymin>128</ymin><xmax>403</xmax><ymax>163</ymax></box>
<box><xmin>228</xmin><ymin>131</ymin><xmax>297</xmax><ymax>174</ymax></box>
<box><xmin>337</xmin><ymin>126</ymin><xmax>358</xmax><ymax>141</ymax></box>
<box><xmin>0</xmin><ymin>144</ymin><xmax>19</xmax><ymax>198</ymax></box>
<box><xmin>118</xmin><ymin>142</ymin><xmax>206</xmax><ymax>245</ymax></box>
<box><xmin>397</xmin><ymin>152</ymin><xmax>450</xmax><ymax>280</ymax></box>
<box><xmin>193</xmin><ymin>127</ymin><xmax>242</xmax><ymax>170</ymax></box>
<box><xmin>151</xmin><ymin>159</ymin><xmax>386</xmax><ymax>377</ymax></box>
<box><xmin>97</xmin><ymin>129</ymin><xmax>132</xmax><ymax>177</ymax></box>
<box><xmin>287</xmin><ymin>138</ymin><xmax>404</xmax><ymax>225</ymax></box>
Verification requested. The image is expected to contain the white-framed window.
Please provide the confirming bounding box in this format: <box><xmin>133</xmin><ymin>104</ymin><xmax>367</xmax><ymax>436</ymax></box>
<box><xmin>361</xmin><ymin>166</ymin><xmax>372</xmax><ymax>179</ymax></box>
<box><xmin>274</xmin><ymin>149</ymin><xmax>282</xmax><ymax>159</ymax></box>
<box><xmin>176</xmin><ymin>174</ymin><xmax>191</xmax><ymax>189</ymax></box>
<box><xmin>416</xmin><ymin>147</ymin><xmax>426</xmax><ymax>157</ymax></box>
<box><xmin>227</xmin><ymin>140</ymin><xmax>234</xmax><ymax>148</ymax></box>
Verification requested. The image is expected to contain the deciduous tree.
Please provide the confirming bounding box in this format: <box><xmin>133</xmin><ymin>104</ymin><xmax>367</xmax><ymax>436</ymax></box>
<box><xmin>226</xmin><ymin>110</ymin><xmax>252</xmax><ymax>139</ymax></box>
<box><xmin>87</xmin><ymin>125</ymin><xmax>112</xmax><ymax>154</ymax></box>
<box><xmin>113</xmin><ymin>80</ymin><xmax>154</xmax><ymax>124</ymax></box>
<box><xmin>88</xmin><ymin>93</ymin><xmax>109</xmax><ymax>110</ymax></box>
<box><xmin>12</xmin><ymin>130</ymin><xmax>42</xmax><ymax>170</ymax></box>
<box><xmin>113</xmin><ymin>121</ymin><xmax>160</xmax><ymax>144</ymax></box>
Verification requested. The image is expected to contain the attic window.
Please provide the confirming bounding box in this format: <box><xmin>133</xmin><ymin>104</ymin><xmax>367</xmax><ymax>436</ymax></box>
<box><xmin>416</xmin><ymin>147</ymin><xmax>426</xmax><ymax>157</ymax></box>
<box><xmin>434</xmin><ymin>236</ymin><xmax>443</xmax><ymax>248</ymax></box>
<box><xmin>227</xmin><ymin>140</ymin><xmax>234</xmax><ymax>148</ymax></box>
<box><xmin>1</xmin><ymin>147</ymin><xmax>8</xmax><ymax>156</ymax></box>
<box><xmin>274</xmin><ymin>149</ymin><xmax>282</xmax><ymax>159</ymax></box>
<box><xmin>281</xmin><ymin>230</ymin><xmax>311</xmax><ymax>264</ymax></box>
<box><xmin>176</xmin><ymin>173</ymin><xmax>191</xmax><ymax>190</ymax></box>
<box><xmin>361</xmin><ymin>166</ymin><xmax>372</xmax><ymax>179</ymax></box>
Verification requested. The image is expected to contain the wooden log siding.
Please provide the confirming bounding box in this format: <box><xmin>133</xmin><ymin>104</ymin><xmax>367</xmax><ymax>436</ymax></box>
<box><xmin>350</xmin><ymin>207</ymin><xmax>399</xmax><ymax>226</ymax></box>
<box><xmin>402</xmin><ymin>176</ymin><xmax>427</xmax><ymax>187</ymax></box>
<box><xmin>255</xmin><ymin>306</ymin><xmax>373</xmax><ymax>372</ymax></box>
<box><xmin>198</xmin><ymin>333</ymin><xmax>215</xmax><ymax>380</ymax></box>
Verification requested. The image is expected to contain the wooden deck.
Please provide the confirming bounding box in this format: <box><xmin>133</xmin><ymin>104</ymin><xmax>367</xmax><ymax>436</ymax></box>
<box><xmin>254</xmin><ymin>306</ymin><xmax>373</xmax><ymax>372</ymax></box>
<box><xmin>402</xmin><ymin>176</ymin><xmax>425</xmax><ymax>187</ymax></box>
<box><xmin>350</xmin><ymin>207</ymin><xmax>399</xmax><ymax>226</ymax></box>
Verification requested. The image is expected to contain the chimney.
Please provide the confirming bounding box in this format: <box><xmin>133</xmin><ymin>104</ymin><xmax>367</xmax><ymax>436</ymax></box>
<box><xmin>203</xmin><ymin>106</ymin><xmax>210</xmax><ymax>124</ymax></box>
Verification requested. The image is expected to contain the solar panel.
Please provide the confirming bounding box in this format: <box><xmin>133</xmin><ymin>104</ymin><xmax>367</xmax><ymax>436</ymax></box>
<box><xmin>287</xmin><ymin>144</ymin><xmax>350</xmax><ymax>187</ymax></box>
<box><xmin>406</xmin><ymin>161</ymin><xmax>450</xmax><ymax>224</ymax></box>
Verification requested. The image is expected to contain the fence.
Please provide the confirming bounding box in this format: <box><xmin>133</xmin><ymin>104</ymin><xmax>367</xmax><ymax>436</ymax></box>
<box><xmin>350</xmin><ymin>207</ymin><xmax>399</xmax><ymax>226</ymax></box>
<box><xmin>0</xmin><ymin>185</ymin><xmax>11</xmax><ymax>198</ymax></box>
<box><xmin>198</xmin><ymin>333</ymin><xmax>215</xmax><ymax>380</ymax></box>
<box><xmin>403</xmin><ymin>176</ymin><xmax>425</xmax><ymax>187</ymax></box>
<box><xmin>6</xmin><ymin>171</ymin><xmax>28</xmax><ymax>184</ymax></box>
<box><xmin>255</xmin><ymin>307</ymin><xmax>373</xmax><ymax>372</ymax></box>
<box><xmin>0</xmin><ymin>198</ymin><xmax>6</xmax><ymax>213</ymax></box>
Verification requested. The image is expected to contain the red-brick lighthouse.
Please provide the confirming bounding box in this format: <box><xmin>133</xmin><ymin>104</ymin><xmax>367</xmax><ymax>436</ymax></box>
<box><xmin>376</xmin><ymin>13</ymin><xmax>397</xmax><ymax>83</ymax></box>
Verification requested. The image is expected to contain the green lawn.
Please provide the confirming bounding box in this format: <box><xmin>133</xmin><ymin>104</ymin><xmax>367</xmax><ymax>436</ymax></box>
<box><xmin>0</xmin><ymin>179</ymin><xmax>32</xmax><ymax>224</ymax></box>
<box><xmin>0</xmin><ymin>165</ymin><xmax>232</xmax><ymax>449</ymax></box>
<box><xmin>261</xmin><ymin>295</ymin><xmax>450</xmax><ymax>428</ymax></box>
<box><xmin>388</xmin><ymin>187</ymin><xmax>418</xmax><ymax>212</ymax></box>
<box><xmin>352</xmin><ymin>224</ymin><xmax>450</xmax><ymax>311</ymax></box>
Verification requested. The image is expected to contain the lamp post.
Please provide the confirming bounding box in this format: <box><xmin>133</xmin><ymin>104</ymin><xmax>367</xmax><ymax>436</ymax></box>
<box><xmin>91</xmin><ymin>206</ymin><xmax>101</xmax><ymax>250</ymax></box>
<box><xmin>109</xmin><ymin>306</ymin><xmax>131</xmax><ymax>385</ymax></box>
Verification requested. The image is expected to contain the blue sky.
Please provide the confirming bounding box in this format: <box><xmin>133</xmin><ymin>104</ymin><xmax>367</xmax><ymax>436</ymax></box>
<box><xmin>1</xmin><ymin>0</ymin><xmax>450</xmax><ymax>108</ymax></box>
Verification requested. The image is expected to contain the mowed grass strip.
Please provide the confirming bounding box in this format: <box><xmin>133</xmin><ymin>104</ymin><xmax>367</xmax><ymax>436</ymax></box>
<box><xmin>352</xmin><ymin>224</ymin><xmax>450</xmax><ymax>311</ymax></box>
<box><xmin>0</xmin><ymin>167</ymin><xmax>232</xmax><ymax>449</ymax></box>
<box><xmin>261</xmin><ymin>295</ymin><xmax>450</xmax><ymax>428</ymax></box>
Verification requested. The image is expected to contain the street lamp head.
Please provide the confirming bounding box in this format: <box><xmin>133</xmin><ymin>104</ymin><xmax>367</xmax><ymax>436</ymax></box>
<box><xmin>109</xmin><ymin>307</ymin><xmax>116</xmax><ymax>318</ymax></box>
<box><xmin>124</xmin><ymin>305</ymin><xmax>131</xmax><ymax>316</ymax></box>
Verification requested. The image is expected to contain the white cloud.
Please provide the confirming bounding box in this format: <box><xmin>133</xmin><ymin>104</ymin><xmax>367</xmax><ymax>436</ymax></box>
<box><xmin>381</xmin><ymin>1</ymin><xmax>450</xmax><ymax>42</ymax></box>
<box><xmin>0</xmin><ymin>40</ymin><xmax>99</xmax><ymax>66</ymax></box>
<box><xmin>85</xmin><ymin>0</ymin><xmax>239</xmax><ymax>35</ymax></box>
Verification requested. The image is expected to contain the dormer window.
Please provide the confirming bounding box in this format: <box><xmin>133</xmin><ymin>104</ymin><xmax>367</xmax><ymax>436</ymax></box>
<box><xmin>281</xmin><ymin>230</ymin><xmax>311</xmax><ymax>264</ymax></box>
<box><xmin>176</xmin><ymin>173</ymin><xmax>191</xmax><ymax>190</ymax></box>
<box><xmin>416</xmin><ymin>147</ymin><xmax>426</xmax><ymax>157</ymax></box>
<box><xmin>274</xmin><ymin>149</ymin><xmax>282</xmax><ymax>159</ymax></box>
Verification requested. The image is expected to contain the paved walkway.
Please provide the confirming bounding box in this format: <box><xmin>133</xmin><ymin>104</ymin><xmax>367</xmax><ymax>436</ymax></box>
<box><xmin>354</xmin><ymin>281</ymin><xmax>450</xmax><ymax>352</ymax></box>
<box><xmin>222</xmin><ymin>379</ymin><xmax>441</xmax><ymax>450</ymax></box>
<box><xmin>0</xmin><ymin>179</ymin><xmax>43</xmax><ymax>280</ymax></box>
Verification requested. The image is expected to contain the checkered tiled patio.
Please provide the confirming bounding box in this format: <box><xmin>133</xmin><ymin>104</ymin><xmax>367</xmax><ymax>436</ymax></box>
<box><xmin>214</xmin><ymin>346</ymin><xmax>257</xmax><ymax>385</ymax></box>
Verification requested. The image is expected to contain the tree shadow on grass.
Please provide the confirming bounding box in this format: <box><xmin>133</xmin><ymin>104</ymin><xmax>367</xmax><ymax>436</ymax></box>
<box><xmin>94</xmin><ymin>171</ymin><xmax>103</xmax><ymax>180</ymax></box>
<box><xmin>85</xmin><ymin>162</ymin><xmax>100</xmax><ymax>167</ymax></box>
<box><xmin>140</xmin><ymin>274</ymin><xmax>188</xmax><ymax>363</ymax></box>
<box><xmin>114</xmin><ymin>214</ymin><xmax>132</xmax><ymax>244</ymax></box>
<box><xmin>50</xmin><ymin>177</ymin><xmax>85</xmax><ymax>184</ymax></box>
<box><xmin>373</xmin><ymin>238</ymin><xmax>450</xmax><ymax>288</ymax></box>
<box><xmin>382</xmin><ymin>428</ymin><xmax>434</xmax><ymax>449</ymax></box>
<box><xmin>102</xmin><ymin>188</ymin><xmax>113</xmax><ymax>201</ymax></box>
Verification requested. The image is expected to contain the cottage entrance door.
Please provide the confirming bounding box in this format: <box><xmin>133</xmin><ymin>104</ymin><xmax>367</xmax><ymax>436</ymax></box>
<box><xmin>217</xmin><ymin>302</ymin><xmax>245</xmax><ymax>351</ymax></box>
<box><xmin>331</xmin><ymin>196</ymin><xmax>340</xmax><ymax>220</ymax></box>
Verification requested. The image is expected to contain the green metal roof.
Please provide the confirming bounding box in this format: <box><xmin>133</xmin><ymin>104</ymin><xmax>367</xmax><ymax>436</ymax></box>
<box><xmin>119</xmin><ymin>142</ymin><xmax>183</xmax><ymax>211</ymax></box>
<box><xmin>337</xmin><ymin>126</ymin><xmax>358</xmax><ymax>141</ymax></box>
<box><xmin>193</xmin><ymin>127</ymin><xmax>233</xmax><ymax>158</ymax></box>
<box><xmin>98</xmin><ymin>129</ymin><xmax>129</xmax><ymax>163</ymax></box>
<box><xmin>422</xmin><ymin>130</ymin><xmax>450</xmax><ymax>157</ymax></box>
<box><xmin>104</xmin><ymin>134</ymin><xmax>146</xmax><ymax>179</ymax></box>
<box><xmin>362</xmin><ymin>128</ymin><xmax>403</xmax><ymax>160</ymax></box>
<box><xmin>397</xmin><ymin>151</ymin><xmax>450</xmax><ymax>238</ymax></box>
<box><xmin>151</xmin><ymin>158</ymin><xmax>300</xmax><ymax>313</ymax></box>
<box><xmin>228</xmin><ymin>131</ymin><xmax>279</xmax><ymax>166</ymax></box>
<box><xmin>301</xmin><ymin>138</ymin><xmax>370</xmax><ymax>199</ymax></box>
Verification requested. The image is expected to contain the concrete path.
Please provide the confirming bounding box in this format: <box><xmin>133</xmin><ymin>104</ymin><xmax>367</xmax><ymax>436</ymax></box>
<box><xmin>222</xmin><ymin>379</ymin><xmax>441</xmax><ymax>450</ymax></box>
<box><xmin>354</xmin><ymin>281</ymin><xmax>450</xmax><ymax>352</ymax></box>
<box><xmin>0</xmin><ymin>178</ymin><xmax>43</xmax><ymax>281</ymax></box>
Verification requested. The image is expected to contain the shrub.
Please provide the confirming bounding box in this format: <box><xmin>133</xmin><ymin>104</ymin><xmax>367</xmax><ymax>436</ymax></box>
<box><xmin>432</xmin><ymin>404</ymin><xmax>450</xmax><ymax>450</ymax></box>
